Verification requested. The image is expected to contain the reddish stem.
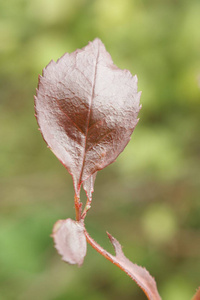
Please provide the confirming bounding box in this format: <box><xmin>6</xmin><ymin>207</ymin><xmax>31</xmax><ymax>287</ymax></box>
<box><xmin>74</xmin><ymin>193</ymin><xmax>82</xmax><ymax>221</ymax></box>
<box><xmin>84</xmin><ymin>229</ymin><xmax>135</xmax><ymax>281</ymax></box>
<box><xmin>81</xmin><ymin>196</ymin><xmax>91</xmax><ymax>219</ymax></box>
<box><xmin>74</xmin><ymin>190</ymin><xmax>160</xmax><ymax>300</ymax></box>
<box><xmin>84</xmin><ymin>229</ymin><xmax>158</xmax><ymax>300</ymax></box>
<box><xmin>84</xmin><ymin>229</ymin><xmax>114</xmax><ymax>263</ymax></box>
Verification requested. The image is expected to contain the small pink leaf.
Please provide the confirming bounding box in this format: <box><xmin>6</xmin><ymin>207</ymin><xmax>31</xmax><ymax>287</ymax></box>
<box><xmin>52</xmin><ymin>218</ymin><xmax>87</xmax><ymax>266</ymax></box>
<box><xmin>192</xmin><ymin>287</ymin><xmax>200</xmax><ymax>300</ymax></box>
<box><xmin>35</xmin><ymin>38</ymin><xmax>141</xmax><ymax>195</ymax></box>
<box><xmin>107</xmin><ymin>232</ymin><xmax>161</xmax><ymax>300</ymax></box>
<box><xmin>83</xmin><ymin>172</ymin><xmax>97</xmax><ymax>201</ymax></box>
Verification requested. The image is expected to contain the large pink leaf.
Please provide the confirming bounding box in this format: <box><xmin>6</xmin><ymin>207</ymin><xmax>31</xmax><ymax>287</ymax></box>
<box><xmin>35</xmin><ymin>38</ymin><xmax>141</xmax><ymax>195</ymax></box>
<box><xmin>52</xmin><ymin>218</ymin><xmax>87</xmax><ymax>266</ymax></box>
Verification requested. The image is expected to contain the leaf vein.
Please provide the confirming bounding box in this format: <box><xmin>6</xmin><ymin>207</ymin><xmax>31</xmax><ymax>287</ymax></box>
<box><xmin>78</xmin><ymin>47</ymin><xmax>100</xmax><ymax>185</ymax></box>
<box><xmin>86</xmin><ymin>129</ymin><xmax>113</xmax><ymax>153</ymax></box>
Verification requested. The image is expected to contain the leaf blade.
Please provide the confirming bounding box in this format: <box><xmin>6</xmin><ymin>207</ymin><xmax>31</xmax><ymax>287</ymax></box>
<box><xmin>107</xmin><ymin>232</ymin><xmax>161</xmax><ymax>300</ymax></box>
<box><xmin>35</xmin><ymin>38</ymin><xmax>141</xmax><ymax>195</ymax></box>
<box><xmin>52</xmin><ymin>218</ymin><xmax>87</xmax><ymax>266</ymax></box>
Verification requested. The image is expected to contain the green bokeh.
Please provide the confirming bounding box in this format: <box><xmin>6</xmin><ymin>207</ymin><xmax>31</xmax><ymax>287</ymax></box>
<box><xmin>0</xmin><ymin>0</ymin><xmax>200</xmax><ymax>299</ymax></box>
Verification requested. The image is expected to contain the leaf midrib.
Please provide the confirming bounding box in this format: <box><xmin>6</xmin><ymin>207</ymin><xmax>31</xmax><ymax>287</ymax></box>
<box><xmin>78</xmin><ymin>45</ymin><xmax>100</xmax><ymax>186</ymax></box>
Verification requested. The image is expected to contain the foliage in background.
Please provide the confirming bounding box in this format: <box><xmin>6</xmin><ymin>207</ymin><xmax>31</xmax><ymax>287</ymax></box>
<box><xmin>0</xmin><ymin>0</ymin><xmax>200</xmax><ymax>299</ymax></box>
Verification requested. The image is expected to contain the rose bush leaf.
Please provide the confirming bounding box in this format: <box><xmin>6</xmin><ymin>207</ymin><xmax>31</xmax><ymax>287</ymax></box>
<box><xmin>52</xmin><ymin>218</ymin><xmax>87</xmax><ymax>266</ymax></box>
<box><xmin>107</xmin><ymin>232</ymin><xmax>161</xmax><ymax>300</ymax></box>
<box><xmin>34</xmin><ymin>38</ymin><xmax>141</xmax><ymax>197</ymax></box>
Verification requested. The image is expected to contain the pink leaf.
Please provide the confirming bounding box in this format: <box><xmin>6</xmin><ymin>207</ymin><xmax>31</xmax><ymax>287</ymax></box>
<box><xmin>52</xmin><ymin>218</ymin><xmax>87</xmax><ymax>266</ymax></box>
<box><xmin>83</xmin><ymin>172</ymin><xmax>97</xmax><ymax>201</ymax></box>
<box><xmin>107</xmin><ymin>233</ymin><xmax>161</xmax><ymax>300</ymax></box>
<box><xmin>35</xmin><ymin>38</ymin><xmax>141</xmax><ymax>195</ymax></box>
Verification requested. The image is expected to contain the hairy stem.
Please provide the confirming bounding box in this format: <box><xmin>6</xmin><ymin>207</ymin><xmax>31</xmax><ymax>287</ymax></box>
<box><xmin>84</xmin><ymin>228</ymin><xmax>158</xmax><ymax>300</ymax></box>
<box><xmin>74</xmin><ymin>194</ymin><xmax>82</xmax><ymax>221</ymax></box>
<box><xmin>81</xmin><ymin>197</ymin><xmax>91</xmax><ymax>219</ymax></box>
<box><xmin>84</xmin><ymin>229</ymin><xmax>131</xmax><ymax>279</ymax></box>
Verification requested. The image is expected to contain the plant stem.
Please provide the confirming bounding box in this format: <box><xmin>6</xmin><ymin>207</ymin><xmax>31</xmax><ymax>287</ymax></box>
<box><xmin>74</xmin><ymin>193</ymin><xmax>82</xmax><ymax>221</ymax></box>
<box><xmin>81</xmin><ymin>196</ymin><xmax>91</xmax><ymax>219</ymax></box>
<box><xmin>84</xmin><ymin>229</ymin><xmax>125</xmax><ymax>273</ymax></box>
<box><xmin>84</xmin><ymin>229</ymin><xmax>159</xmax><ymax>300</ymax></box>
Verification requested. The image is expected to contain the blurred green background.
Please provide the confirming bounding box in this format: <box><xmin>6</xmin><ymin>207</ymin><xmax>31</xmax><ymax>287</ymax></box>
<box><xmin>0</xmin><ymin>0</ymin><xmax>200</xmax><ymax>299</ymax></box>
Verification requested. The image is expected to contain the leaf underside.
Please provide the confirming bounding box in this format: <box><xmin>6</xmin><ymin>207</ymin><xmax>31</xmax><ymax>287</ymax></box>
<box><xmin>35</xmin><ymin>38</ymin><xmax>141</xmax><ymax>196</ymax></box>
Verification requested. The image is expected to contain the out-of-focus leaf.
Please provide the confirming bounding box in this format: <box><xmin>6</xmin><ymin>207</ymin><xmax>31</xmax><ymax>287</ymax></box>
<box><xmin>34</xmin><ymin>38</ymin><xmax>141</xmax><ymax>196</ymax></box>
<box><xmin>192</xmin><ymin>288</ymin><xmax>200</xmax><ymax>300</ymax></box>
<box><xmin>107</xmin><ymin>232</ymin><xmax>161</xmax><ymax>300</ymax></box>
<box><xmin>52</xmin><ymin>219</ymin><xmax>87</xmax><ymax>266</ymax></box>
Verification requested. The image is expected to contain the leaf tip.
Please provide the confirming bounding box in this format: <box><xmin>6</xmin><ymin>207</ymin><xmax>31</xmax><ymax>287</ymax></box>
<box><xmin>106</xmin><ymin>232</ymin><xmax>124</xmax><ymax>257</ymax></box>
<box><xmin>91</xmin><ymin>37</ymin><xmax>103</xmax><ymax>45</ymax></box>
<box><xmin>133</xmin><ymin>74</ymin><xmax>138</xmax><ymax>83</ymax></box>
